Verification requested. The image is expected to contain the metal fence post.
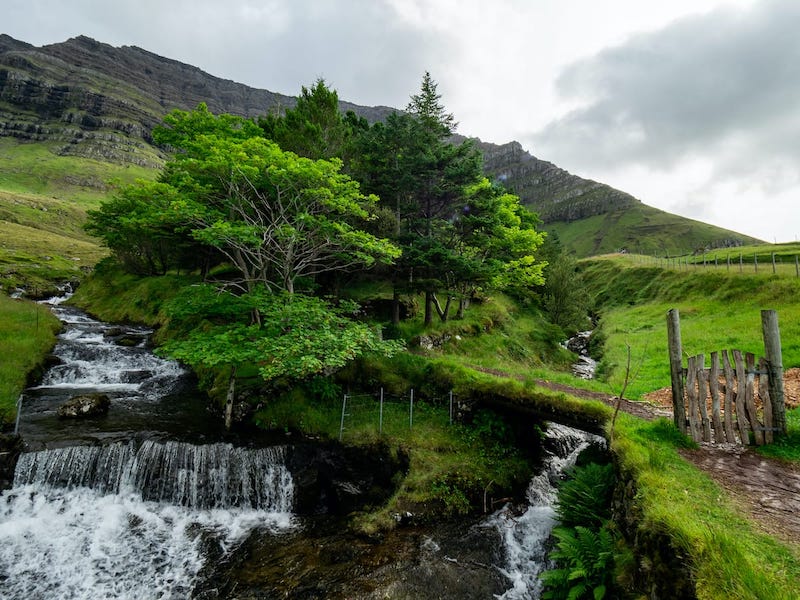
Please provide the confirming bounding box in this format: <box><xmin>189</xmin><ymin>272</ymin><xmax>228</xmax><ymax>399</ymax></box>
<box><xmin>379</xmin><ymin>388</ymin><xmax>384</xmax><ymax>435</ymax></box>
<box><xmin>409</xmin><ymin>388</ymin><xmax>414</xmax><ymax>430</ymax></box>
<box><xmin>339</xmin><ymin>394</ymin><xmax>348</xmax><ymax>441</ymax></box>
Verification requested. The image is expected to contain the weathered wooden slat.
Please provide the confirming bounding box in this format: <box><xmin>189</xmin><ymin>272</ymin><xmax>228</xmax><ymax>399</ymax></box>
<box><xmin>722</xmin><ymin>350</ymin><xmax>736</xmax><ymax>443</ymax></box>
<box><xmin>696</xmin><ymin>354</ymin><xmax>712</xmax><ymax>442</ymax></box>
<box><xmin>667</xmin><ymin>309</ymin><xmax>687</xmax><ymax>433</ymax></box>
<box><xmin>709</xmin><ymin>352</ymin><xmax>724</xmax><ymax>443</ymax></box>
<box><xmin>686</xmin><ymin>355</ymin><xmax>701</xmax><ymax>442</ymax></box>
<box><xmin>733</xmin><ymin>350</ymin><xmax>750</xmax><ymax>444</ymax></box>
<box><xmin>759</xmin><ymin>357</ymin><xmax>774</xmax><ymax>445</ymax></box>
<box><xmin>744</xmin><ymin>352</ymin><xmax>764</xmax><ymax>445</ymax></box>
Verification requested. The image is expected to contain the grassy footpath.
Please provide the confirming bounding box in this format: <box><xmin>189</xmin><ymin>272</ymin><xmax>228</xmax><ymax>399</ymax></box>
<box><xmin>0</xmin><ymin>294</ymin><xmax>61</xmax><ymax>424</ymax></box>
<box><xmin>613</xmin><ymin>414</ymin><xmax>800</xmax><ymax>599</ymax></box>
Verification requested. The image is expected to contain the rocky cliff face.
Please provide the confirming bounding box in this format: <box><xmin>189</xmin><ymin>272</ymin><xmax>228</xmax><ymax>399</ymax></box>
<box><xmin>0</xmin><ymin>35</ymin><xmax>393</xmax><ymax>167</ymax></box>
<box><xmin>476</xmin><ymin>139</ymin><xmax>639</xmax><ymax>223</ymax></box>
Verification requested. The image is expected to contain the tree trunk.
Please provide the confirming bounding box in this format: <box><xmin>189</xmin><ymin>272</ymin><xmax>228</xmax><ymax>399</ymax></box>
<box><xmin>432</xmin><ymin>292</ymin><xmax>452</xmax><ymax>322</ymax></box>
<box><xmin>424</xmin><ymin>290</ymin><xmax>434</xmax><ymax>326</ymax></box>
<box><xmin>391</xmin><ymin>286</ymin><xmax>401</xmax><ymax>326</ymax></box>
<box><xmin>224</xmin><ymin>366</ymin><xmax>236</xmax><ymax>431</ymax></box>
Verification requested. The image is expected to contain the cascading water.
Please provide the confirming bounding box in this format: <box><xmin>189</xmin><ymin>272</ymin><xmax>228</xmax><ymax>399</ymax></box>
<box><xmin>489</xmin><ymin>423</ymin><xmax>605</xmax><ymax>599</ymax></box>
<box><xmin>0</xmin><ymin>441</ymin><xmax>295</xmax><ymax>599</ymax></box>
<box><xmin>0</xmin><ymin>299</ymin><xmax>296</xmax><ymax>599</ymax></box>
<box><xmin>20</xmin><ymin>298</ymin><xmax>223</xmax><ymax>446</ymax></box>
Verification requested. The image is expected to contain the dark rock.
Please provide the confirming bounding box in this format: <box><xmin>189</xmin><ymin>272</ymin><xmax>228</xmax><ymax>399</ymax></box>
<box><xmin>287</xmin><ymin>441</ymin><xmax>409</xmax><ymax>516</ymax></box>
<box><xmin>0</xmin><ymin>434</ymin><xmax>23</xmax><ymax>491</ymax></box>
<box><xmin>57</xmin><ymin>393</ymin><xmax>110</xmax><ymax>418</ymax></box>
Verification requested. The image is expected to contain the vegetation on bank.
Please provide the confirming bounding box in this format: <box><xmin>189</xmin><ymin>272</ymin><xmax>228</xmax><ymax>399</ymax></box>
<box><xmin>0</xmin><ymin>294</ymin><xmax>61</xmax><ymax>420</ymax></box>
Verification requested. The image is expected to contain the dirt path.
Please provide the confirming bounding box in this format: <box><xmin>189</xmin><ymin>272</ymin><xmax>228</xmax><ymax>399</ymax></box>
<box><xmin>476</xmin><ymin>366</ymin><xmax>800</xmax><ymax>547</ymax></box>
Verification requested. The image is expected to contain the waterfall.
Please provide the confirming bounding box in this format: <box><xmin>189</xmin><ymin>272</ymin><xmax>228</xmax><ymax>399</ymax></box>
<box><xmin>14</xmin><ymin>440</ymin><xmax>294</xmax><ymax>510</ymax></box>
<box><xmin>0</xmin><ymin>441</ymin><xmax>295</xmax><ymax>599</ymax></box>
<box><xmin>489</xmin><ymin>423</ymin><xmax>605</xmax><ymax>599</ymax></box>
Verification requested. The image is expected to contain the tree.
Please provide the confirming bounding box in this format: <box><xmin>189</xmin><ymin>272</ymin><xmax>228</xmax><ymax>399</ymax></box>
<box><xmin>91</xmin><ymin>104</ymin><xmax>400</xmax><ymax>294</ymax></box>
<box><xmin>259</xmin><ymin>78</ymin><xmax>364</xmax><ymax>164</ymax></box>
<box><xmin>159</xmin><ymin>285</ymin><xmax>402</xmax><ymax>429</ymax></box>
<box><xmin>352</xmin><ymin>73</ymin><xmax>486</xmax><ymax>325</ymax></box>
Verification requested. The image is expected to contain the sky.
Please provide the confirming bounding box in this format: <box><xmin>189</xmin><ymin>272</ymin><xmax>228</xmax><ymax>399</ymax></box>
<box><xmin>4</xmin><ymin>0</ymin><xmax>799</xmax><ymax>243</ymax></box>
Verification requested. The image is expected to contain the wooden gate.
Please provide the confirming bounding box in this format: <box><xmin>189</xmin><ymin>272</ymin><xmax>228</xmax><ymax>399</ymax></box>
<box><xmin>667</xmin><ymin>309</ymin><xmax>786</xmax><ymax>446</ymax></box>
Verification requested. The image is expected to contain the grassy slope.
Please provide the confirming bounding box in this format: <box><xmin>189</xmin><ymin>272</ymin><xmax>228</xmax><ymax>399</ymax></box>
<box><xmin>578</xmin><ymin>253</ymin><xmax>800</xmax><ymax>400</ymax></box>
<box><xmin>547</xmin><ymin>203</ymin><xmax>763</xmax><ymax>258</ymax></box>
<box><xmin>0</xmin><ymin>137</ymin><xmax>159</xmax><ymax>292</ymax></box>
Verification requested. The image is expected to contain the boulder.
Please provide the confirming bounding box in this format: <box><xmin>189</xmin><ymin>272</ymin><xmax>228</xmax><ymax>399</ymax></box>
<box><xmin>57</xmin><ymin>393</ymin><xmax>110</xmax><ymax>418</ymax></box>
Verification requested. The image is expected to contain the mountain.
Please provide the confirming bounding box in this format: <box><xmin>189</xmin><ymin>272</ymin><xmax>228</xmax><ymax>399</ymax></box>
<box><xmin>0</xmin><ymin>34</ymin><xmax>761</xmax><ymax>261</ymax></box>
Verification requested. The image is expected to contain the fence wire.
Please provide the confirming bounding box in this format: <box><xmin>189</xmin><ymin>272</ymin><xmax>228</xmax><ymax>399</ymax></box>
<box><xmin>338</xmin><ymin>389</ymin><xmax>455</xmax><ymax>441</ymax></box>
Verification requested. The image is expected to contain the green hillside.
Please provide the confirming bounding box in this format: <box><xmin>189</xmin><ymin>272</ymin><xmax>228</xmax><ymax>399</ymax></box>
<box><xmin>547</xmin><ymin>203</ymin><xmax>762</xmax><ymax>257</ymax></box>
<box><xmin>0</xmin><ymin>137</ymin><xmax>158</xmax><ymax>293</ymax></box>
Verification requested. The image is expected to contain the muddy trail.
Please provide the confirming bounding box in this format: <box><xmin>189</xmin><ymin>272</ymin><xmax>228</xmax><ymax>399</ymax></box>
<box><xmin>476</xmin><ymin>366</ymin><xmax>800</xmax><ymax>548</ymax></box>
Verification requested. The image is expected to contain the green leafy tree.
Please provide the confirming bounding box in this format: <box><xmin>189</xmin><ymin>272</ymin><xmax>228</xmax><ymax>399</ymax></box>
<box><xmin>90</xmin><ymin>104</ymin><xmax>400</xmax><ymax>294</ymax></box>
<box><xmin>159</xmin><ymin>285</ymin><xmax>401</xmax><ymax>429</ymax></box>
<box><xmin>259</xmin><ymin>78</ymin><xmax>364</xmax><ymax>163</ymax></box>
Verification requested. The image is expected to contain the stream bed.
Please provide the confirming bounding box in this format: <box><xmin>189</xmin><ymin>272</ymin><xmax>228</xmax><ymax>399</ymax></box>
<box><xmin>0</xmin><ymin>299</ymin><xmax>602</xmax><ymax>599</ymax></box>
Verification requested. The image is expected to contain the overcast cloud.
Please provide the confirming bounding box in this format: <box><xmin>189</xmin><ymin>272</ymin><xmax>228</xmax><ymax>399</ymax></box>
<box><xmin>4</xmin><ymin>0</ymin><xmax>798</xmax><ymax>242</ymax></box>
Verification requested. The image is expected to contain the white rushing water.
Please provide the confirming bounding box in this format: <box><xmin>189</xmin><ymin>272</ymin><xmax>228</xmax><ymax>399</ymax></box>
<box><xmin>490</xmin><ymin>423</ymin><xmax>605</xmax><ymax>599</ymax></box>
<box><xmin>2</xmin><ymin>298</ymin><xmax>296</xmax><ymax>598</ymax></box>
<box><xmin>32</xmin><ymin>303</ymin><xmax>185</xmax><ymax>398</ymax></box>
<box><xmin>0</xmin><ymin>441</ymin><xmax>296</xmax><ymax>599</ymax></box>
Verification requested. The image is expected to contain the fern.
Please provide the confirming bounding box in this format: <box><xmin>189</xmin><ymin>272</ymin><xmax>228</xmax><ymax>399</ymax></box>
<box><xmin>555</xmin><ymin>462</ymin><xmax>615</xmax><ymax>528</ymax></box>
<box><xmin>541</xmin><ymin>525</ymin><xmax>615</xmax><ymax>600</ymax></box>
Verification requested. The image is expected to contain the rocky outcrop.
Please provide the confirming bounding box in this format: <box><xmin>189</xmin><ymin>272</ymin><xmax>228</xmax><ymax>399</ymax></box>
<box><xmin>477</xmin><ymin>139</ymin><xmax>639</xmax><ymax>223</ymax></box>
<box><xmin>57</xmin><ymin>393</ymin><xmax>111</xmax><ymax>418</ymax></box>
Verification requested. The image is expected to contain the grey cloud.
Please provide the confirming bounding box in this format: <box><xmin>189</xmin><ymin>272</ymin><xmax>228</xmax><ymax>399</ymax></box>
<box><xmin>532</xmin><ymin>0</ymin><xmax>800</xmax><ymax>179</ymax></box>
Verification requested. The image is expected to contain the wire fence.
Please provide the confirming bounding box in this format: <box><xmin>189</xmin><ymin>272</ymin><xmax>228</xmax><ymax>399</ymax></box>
<box><xmin>624</xmin><ymin>251</ymin><xmax>800</xmax><ymax>277</ymax></box>
<box><xmin>338</xmin><ymin>388</ymin><xmax>456</xmax><ymax>441</ymax></box>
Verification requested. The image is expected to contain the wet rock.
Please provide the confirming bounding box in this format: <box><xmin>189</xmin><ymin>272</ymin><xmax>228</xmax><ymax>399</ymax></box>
<box><xmin>57</xmin><ymin>393</ymin><xmax>110</xmax><ymax>418</ymax></box>
<box><xmin>0</xmin><ymin>434</ymin><xmax>23</xmax><ymax>491</ymax></box>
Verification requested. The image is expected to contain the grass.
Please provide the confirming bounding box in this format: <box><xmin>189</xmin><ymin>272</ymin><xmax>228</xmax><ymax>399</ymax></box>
<box><xmin>579</xmin><ymin>258</ymin><xmax>800</xmax><ymax>400</ymax></box>
<box><xmin>0</xmin><ymin>138</ymin><xmax>160</xmax><ymax>292</ymax></box>
<box><xmin>546</xmin><ymin>204</ymin><xmax>762</xmax><ymax>258</ymax></box>
<box><xmin>0</xmin><ymin>294</ymin><xmax>61</xmax><ymax>424</ymax></box>
<box><xmin>757</xmin><ymin>407</ymin><xmax>800</xmax><ymax>462</ymax></box>
<box><xmin>613</xmin><ymin>415</ymin><xmax>800</xmax><ymax>599</ymax></box>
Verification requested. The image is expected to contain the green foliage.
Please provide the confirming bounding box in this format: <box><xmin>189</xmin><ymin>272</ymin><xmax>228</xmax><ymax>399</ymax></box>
<box><xmin>541</xmin><ymin>525</ymin><xmax>615</xmax><ymax>600</ymax></box>
<box><xmin>159</xmin><ymin>285</ymin><xmax>403</xmax><ymax>387</ymax></box>
<box><xmin>541</xmin><ymin>251</ymin><xmax>591</xmax><ymax>332</ymax></box>
<box><xmin>259</xmin><ymin>78</ymin><xmax>360</xmax><ymax>162</ymax></box>
<box><xmin>0</xmin><ymin>295</ymin><xmax>61</xmax><ymax>423</ymax></box>
<box><xmin>555</xmin><ymin>463</ymin><xmax>615</xmax><ymax>529</ymax></box>
<box><xmin>758</xmin><ymin>407</ymin><xmax>800</xmax><ymax>462</ymax></box>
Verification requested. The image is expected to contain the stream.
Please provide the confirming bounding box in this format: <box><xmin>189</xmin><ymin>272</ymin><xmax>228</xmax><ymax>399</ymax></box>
<box><xmin>0</xmin><ymin>298</ymin><xmax>603</xmax><ymax>599</ymax></box>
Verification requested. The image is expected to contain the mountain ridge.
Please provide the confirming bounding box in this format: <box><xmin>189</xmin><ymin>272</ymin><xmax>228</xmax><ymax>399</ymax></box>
<box><xmin>0</xmin><ymin>34</ymin><xmax>761</xmax><ymax>255</ymax></box>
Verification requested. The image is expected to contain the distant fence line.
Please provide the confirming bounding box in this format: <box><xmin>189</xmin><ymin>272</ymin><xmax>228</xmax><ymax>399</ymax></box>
<box><xmin>627</xmin><ymin>251</ymin><xmax>800</xmax><ymax>276</ymax></box>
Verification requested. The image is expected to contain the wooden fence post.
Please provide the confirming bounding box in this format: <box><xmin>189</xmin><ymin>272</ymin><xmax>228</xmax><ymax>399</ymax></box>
<box><xmin>667</xmin><ymin>309</ymin><xmax>686</xmax><ymax>433</ymax></box>
<box><xmin>762</xmin><ymin>310</ymin><xmax>786</xmax><ymax>436</ymax></box>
